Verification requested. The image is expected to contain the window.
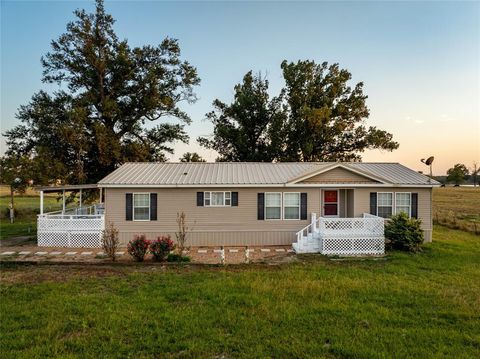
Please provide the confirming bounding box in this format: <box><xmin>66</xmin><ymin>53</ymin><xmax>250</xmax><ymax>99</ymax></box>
<box><xmin>265</xmin><ymin>192</ymin><xmax>282</xmax><ymax>219</ymax></box>
<box><xmin>377</xmin><ymin>192</ymin><xmax>393</xmax><ymax>218</ymax></box>
<box><xmin>133</xmin><ymin>193</ymin><xmax>150</xmax><ymax>221</ymax></box>
<box><xmin>395</xmin><ymin>193</ymin><xmax>411</xmax><ymax>216</ymax></box>
<box><xmin>204</xmin><ymin>192</ymin><xmax>231</xmax><ymax>207</ymax></box>
<box><xmin>284</xmin><ymin>193</ymin><xmax>300</xmax><ymax>220</ymax></box>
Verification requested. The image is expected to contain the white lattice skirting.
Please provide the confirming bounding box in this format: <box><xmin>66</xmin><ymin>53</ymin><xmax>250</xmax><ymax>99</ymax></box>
<box><xmin>37</xmin><ymin>215</ymin><xmax>104</xmax><ymax>248</ymax></box>
<box><xmin>321</xmin><ymin>236</ymin><xmax>385</xmax><ymax>256</ymax></box>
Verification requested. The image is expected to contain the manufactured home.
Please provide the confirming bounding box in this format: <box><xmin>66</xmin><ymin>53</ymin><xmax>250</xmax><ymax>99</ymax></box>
<box><xmin>37</xmin><ymin>162</ymin><xmax>439</xmax><ymax>255</ymax></box>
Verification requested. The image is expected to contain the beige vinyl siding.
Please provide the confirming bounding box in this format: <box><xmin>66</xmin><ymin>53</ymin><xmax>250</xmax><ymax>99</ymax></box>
<box><xmin>104</xmin><ymin>186</ymin><xmax>434</xmax><ymax>246</ymax></box>
<box><xmin>347</xmin><ymin>189</ymin><xmax>355</xmax><ymax>217</ymax></box>
<box><xmin>105</xmin><ymin>187</ymin><xmax>323</xmax><ymax>246</ymax></box>
<box><xmin>299</xmin><ymin>167</ymin><xmax>379</xmax><ymax>184</ymax></box>
<box><xmin>352</xmin><ymin>187</ymin><xmax>433</xmax><ymax>242</ymax></box>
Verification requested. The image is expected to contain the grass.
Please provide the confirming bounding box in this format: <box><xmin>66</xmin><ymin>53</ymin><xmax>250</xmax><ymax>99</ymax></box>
<box><xmin>1</xmin><ymin>225</ymin><xmax>479</xmax><ymax>358</ymax></box>
<box><xmin>0</xmin><ymin>196</ymin><xmax>63</xmax><ymax>240</ymax></box>
<box><xmin>433</xmin><ymin>187</ymin><xmax>480</xmax><ymax>234</ymax></box>
<box><xmin>0</xmin><ymin>185</ymin><xmax>74</xmax><ymax>240</ymax></box>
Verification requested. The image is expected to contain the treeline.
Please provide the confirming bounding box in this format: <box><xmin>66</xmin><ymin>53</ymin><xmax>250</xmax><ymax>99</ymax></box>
<box><xmin>434</xmin><ymin>163</ymin><xmax>479</xmax><ymax>186</ymax></box>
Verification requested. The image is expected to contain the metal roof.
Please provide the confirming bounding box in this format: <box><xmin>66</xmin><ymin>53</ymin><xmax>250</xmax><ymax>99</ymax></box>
<box><xmin>36</xmin><ymin>184</ymin><xmax>99</xmax><ymax>192</ymax></box>
<box><xmin>98</xmin><ymin>162</ymin><xmax>439</xmax><ymax>187</ymax></box>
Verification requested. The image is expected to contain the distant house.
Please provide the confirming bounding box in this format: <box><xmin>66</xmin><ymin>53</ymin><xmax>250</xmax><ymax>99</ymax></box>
<box><xmin>37</xmin><ymin>162</ymin><xmax>439</xmax><ymax>255</ymax></box>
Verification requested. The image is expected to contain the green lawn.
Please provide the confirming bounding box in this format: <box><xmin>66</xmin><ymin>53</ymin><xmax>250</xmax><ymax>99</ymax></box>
<box><xmin>0</xmin><ymin>195</ymin><xmax>68</xmax><ymax>240</ymax></box>
<box><xmin>1</xmin><ymin>226</ymin><xmax>479</xmax><ymax>358</ymax></box>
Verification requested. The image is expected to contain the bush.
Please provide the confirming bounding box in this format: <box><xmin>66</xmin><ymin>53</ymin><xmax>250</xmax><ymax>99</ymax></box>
<box><xmin>385</xmin><ymin>212</ymin><xmax>424</xmax><ymax>252</ymax></box>
<box><xmin>101</xmin><ymin>222</ymin><xmax>119</xmax><ymax>261</ymax></box>
<box><xmin>166</xmin><ymin>253</ymin><xmax>191</xmax><ymax>263</ymax></box>
<box><xmin>149</xmin><ymin>236</ymin><xmax>174</xmax><ymax>262</ymax></box>
<box><xmin>127</xmin><ymin>234</ymin><xmax>150</xmax><ymax>262</ymax></box>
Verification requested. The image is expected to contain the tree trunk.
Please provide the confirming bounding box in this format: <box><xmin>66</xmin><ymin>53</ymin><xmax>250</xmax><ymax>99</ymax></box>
<box><xmin>10</xmin><ymin>186</ymin><xmax>14</xmax><ymax>223</ymax></box>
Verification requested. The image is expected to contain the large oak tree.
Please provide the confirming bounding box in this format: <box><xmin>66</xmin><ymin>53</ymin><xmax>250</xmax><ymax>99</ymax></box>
<box><xmin>4</xmin><ymin>0</ymin><xmax>200</xmax><ymax>184</ymax></box>
<box><xmin>198</xmin><ymin>71</ymin><xmax>286</xmax><ymax>162</ymax></box>
<box><xmin>200</xmin><ymin>60</ymin><xmax>398</xmax><ymax>162</ymax></box>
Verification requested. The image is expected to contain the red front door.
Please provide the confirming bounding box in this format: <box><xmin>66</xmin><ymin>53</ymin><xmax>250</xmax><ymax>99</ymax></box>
<box><xmin>323</xmin><ymin>190</ymin><xmax>338</xmax><ymax>217</ymax></box>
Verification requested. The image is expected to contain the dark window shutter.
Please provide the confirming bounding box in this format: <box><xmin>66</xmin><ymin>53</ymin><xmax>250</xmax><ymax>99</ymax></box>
<box><xmin>197</xmin><ymin>192</ymin><xmax>204</xmax><ymax>206</ymax></box>
<box><xmin>126</xmin><ymin>193</ymin><xmax>133</xmax><ymax>221</ymax></box>
<box><xmin>411</xmin><ymin>193</ymin><xmax>418</xmax><ymax>219</ymax></box>
<box><xmin>370</xmin><ymin>192</ymin><xmax>377</xmax><ymax>215</ymax></box>
<box><xmin>257</xmin><ymin>193</ymin><xmax>265</xmax><ymax>220</ymax></box>
<box><xmin>232</xmin><ymin>192</ymin><xmax>238</xmax><ymax>206</ymax></box>
<box><xmin>300</xmin><ymin>193</ymin><xmax>308</xmax><ymax>220</ymax></box>
<box><xmin>150</xmin><ymin>193</ymin><xmax>157</xmax><ymax>221</ymax></box>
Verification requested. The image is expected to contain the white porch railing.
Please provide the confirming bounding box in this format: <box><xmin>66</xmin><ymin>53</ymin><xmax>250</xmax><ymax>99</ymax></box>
<box><xmin>37</xmin><ymin>204</ymin><xmax>105</xmax><ymax>248</ymax></box>
<box><xmin>294</xmin><ymin>213</ymin><xmax>385</xmax><ymax>256</ymax></box>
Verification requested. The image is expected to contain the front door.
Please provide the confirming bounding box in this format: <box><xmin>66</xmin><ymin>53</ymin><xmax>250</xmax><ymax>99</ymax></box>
<box><xmin>323</xmin><ymin>190</ymin><xmax>339</xmax><ymax>217</ymax></box>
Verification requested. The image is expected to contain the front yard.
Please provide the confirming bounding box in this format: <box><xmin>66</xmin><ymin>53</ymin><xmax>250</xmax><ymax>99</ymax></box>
<box><xmin>1</xmin><ymin>225</ymin><xmax>479</xmax><ymax>358</ymax></box>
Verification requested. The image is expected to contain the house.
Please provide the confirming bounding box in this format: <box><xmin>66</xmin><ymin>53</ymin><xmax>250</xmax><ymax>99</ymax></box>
<box><xmin>37</xmin><ymin>162</ymin><xmax>439</xmax><ymax>255</ymax></box>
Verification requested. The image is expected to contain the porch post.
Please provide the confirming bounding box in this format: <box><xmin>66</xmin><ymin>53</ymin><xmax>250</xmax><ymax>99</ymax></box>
<box><xmin>62</xmin><ymin>190</ymin><xmax>66</xmax><ymax>213</ymax></box>
<box><xmin>311</xmin><ymin>212</ymin><xmax>317</xmax><ymax>232</ymax></box>
<box><xmin>40</xmin><ymin>191</ymin><xmax>44</xmax><ymax>215</ymax></box>
<box><xmin>99</xmin><ymin>187</ymin><xmax>103</xmax><ymax>203</ymax></box>
<box><xmin>79</xmin><ymin>189</ymin><xmax>83</xmax><ymax>208</ymax></box>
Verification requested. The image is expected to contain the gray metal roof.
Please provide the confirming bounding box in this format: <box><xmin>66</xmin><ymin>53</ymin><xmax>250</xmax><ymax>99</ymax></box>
<box><xmin>98</xmin><ymin>162</ymin><xmax>439</xmax><ymax>187</ymax></box>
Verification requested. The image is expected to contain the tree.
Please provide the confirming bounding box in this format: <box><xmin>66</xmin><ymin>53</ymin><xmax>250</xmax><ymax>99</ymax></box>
<box><xmin>446</xmin><ymin>164</ymin><xmax>469</xmax><ymax>185</ymax></box>
<box><xmin>4</xmin><ymin>0</ymin><xmax>200</xmax><ymax>185</ymax></box>
<box><xmin>472</xmin><ymin>162</ymin><xmax>479</xmax><ymax>187</ymax></box>
<box><xmin>200</xmin><ymin>61</ymin><xmax>398</xmax><ymax>162</ymax></box>
<box><xmin>0</xmin><ymin>155</ymin><xmax>36</xmax><ymax>217</ymax></box>
<box><xmin>279</xmin><ymin>60</ymin><xmax>398</xmax><ymax>161</ymax></box>
<box><xmin>179</xmin><ymin>152</ymin><xmax>206</xmax><ymax>162</ymax></box>
<box><xmin>198</xmin><ymin>71</ymin><xmax>286</xmax><ymax>162</ymax></box>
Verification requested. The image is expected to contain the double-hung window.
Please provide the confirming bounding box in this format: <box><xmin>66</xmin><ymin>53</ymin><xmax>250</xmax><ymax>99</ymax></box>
<box><xmin>377</xmin><ymin>192</ymin><xmax>393</xmax><ymax>218</ymax></box>
<box><xmin>133</xmin><ymin>193</ymin><xmax>150</xmax><ymax>221</ymax></box>
<box><xmin>283</xmin><ymin>193</ymin><xmax>300</xmax><ymax>220</ymax></box>
<box><xmin>204</xmin><ymin>192</ymin><xmax>231</xmax><ymax>206</ymax></box>
<box><xmin>265</xmin><ymin>192</ymin><xmax>282</xmax><ymax>220</ymax></box>
<box><xmin>395</xmin><ymin>193</ymin><xmax>411</xmax><ymax>216</ymax></box>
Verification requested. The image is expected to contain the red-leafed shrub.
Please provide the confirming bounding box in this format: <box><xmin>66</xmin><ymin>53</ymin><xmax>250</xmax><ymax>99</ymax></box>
<box><xmin>127</xmin><ymin>234</ymin><xmax>150</xmax><ymax>262</ymax></box>
<box><xmin>149</xmin><ymin>236</ymin><xmax>175</xmax><ymax>262</ymax></box>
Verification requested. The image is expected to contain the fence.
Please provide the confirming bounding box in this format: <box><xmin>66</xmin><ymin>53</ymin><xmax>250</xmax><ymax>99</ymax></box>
<box><xmin>37</xmin><ymin>209</ymin><xmax>105</xmax><ymax>247</ymax></box>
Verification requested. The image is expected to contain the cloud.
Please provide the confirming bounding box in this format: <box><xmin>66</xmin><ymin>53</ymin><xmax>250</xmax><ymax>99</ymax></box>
<box><xmin>440</xmin><ymin>114</ymin><xmax>454</xmax><ymax>122</ymax></box>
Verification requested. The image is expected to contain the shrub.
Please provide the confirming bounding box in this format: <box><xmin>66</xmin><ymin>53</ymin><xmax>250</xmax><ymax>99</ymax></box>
<box><xmin>149</xmin><ymin>236</ymin><xmax>174</xmax><ymax>262</ymax></box>
<box><xmin>101</xmin><ymin>222</ymin><xmax>119</xmax><ymax>261</ymax></box>
<box><xmin>175</xmin><ymin>211</ymin><xmax>189</xmax><ymax>254</ymax></box>
<box><xmin>127</xmin><ymin>234</ymin><xmax>150</xmax><ymax>262</ymax></box>
<box><xmin>166</xmin><ymin>253</ymin><xmax>191</xmax><ymax>263</ymax></box>
<box><xmin>385</xmin><ymin>212</ymin><xmax>424</xmax><ymax>252</ymax></box>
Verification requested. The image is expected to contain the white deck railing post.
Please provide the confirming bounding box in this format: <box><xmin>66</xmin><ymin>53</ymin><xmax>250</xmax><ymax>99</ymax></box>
<box><xmin>311</xmin><ymin>212</ymin><xmax>317</xmax><ymax>232</ymax></box>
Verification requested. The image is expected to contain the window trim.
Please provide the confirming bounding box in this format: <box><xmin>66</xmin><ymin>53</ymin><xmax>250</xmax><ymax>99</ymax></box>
<box><xmin>265</xmin><ymin>192</ymin><xmax>282</xmax><ymax>220</ymax></box>
<box><xmin>395</xmin><ymin>192</ymin><xmax>412</xmax><ymax>217</ymax></box>
<box><xmin>204</xmin><ymin>191</ymin><xmax>232</xmax><ymax>207</ymax></box>
<box><xmin>377</xmin><ymin>192</ymin><xmax>394</xmax><ymax>219</ymax></box>
<box><xmin>133</xmin><ymin>192</ymin><xmax>150</xmax><ymax>222</ymax></box>
<box><xmin>283</xmin><ymin>192</ymin><xmax>301</xmax><ymax>220</ymax></box>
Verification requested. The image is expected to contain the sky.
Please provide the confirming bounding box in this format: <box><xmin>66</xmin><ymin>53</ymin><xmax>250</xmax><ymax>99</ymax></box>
<box><xmin>1</xmin><ymin>0</ymin><xmax>479</xmax><ymax>175</ymax></box>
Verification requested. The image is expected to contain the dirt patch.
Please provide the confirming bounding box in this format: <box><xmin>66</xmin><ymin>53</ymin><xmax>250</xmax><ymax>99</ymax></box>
<box><xmin>0</xmin><ymin>236</ymin><xmax>36</xmax><ymax>247</ymax></box>
<box><xmin>0</xmin><ymin>254</ymin><xmax>302</xmax><ymax>284</ymax></box>
<box><xmin>0</xmin><ymin>263</ymin><xmax>129</xmax><ymax>285</ymax></box>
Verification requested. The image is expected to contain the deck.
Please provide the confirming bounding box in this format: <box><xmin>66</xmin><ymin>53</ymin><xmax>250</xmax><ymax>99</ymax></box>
<box><xmin>37</xmin><ymin>204</ymin><xmax>105</xmax><ymax>248</ymax></box>
<box><xmin>292</xmin><ymin>213</ymin><xmax>385</xmax><ymax>256</ymax></box>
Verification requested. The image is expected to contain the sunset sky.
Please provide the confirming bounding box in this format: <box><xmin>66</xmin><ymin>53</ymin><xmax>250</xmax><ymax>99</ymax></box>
<box><xmin>1</xmin><ymin>0</ymin><xmax>479</xmax><ymax>175</ymax></box>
